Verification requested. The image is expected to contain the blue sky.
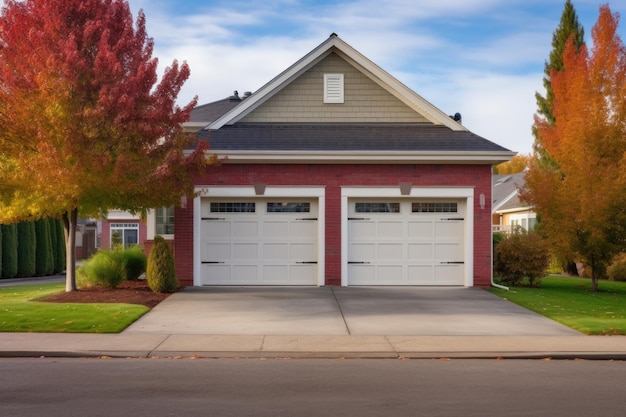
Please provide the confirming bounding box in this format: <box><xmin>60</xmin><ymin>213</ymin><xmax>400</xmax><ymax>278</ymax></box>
<box><xmin>10</xmin><ymin>0</ymin><xmax>626</xmax><ymax>154</ymax></box>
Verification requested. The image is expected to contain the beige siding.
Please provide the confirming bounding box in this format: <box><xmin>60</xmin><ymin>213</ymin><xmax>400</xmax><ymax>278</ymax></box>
<box><xmin>241</xmin><ymin>53</ymin><xmax>429</xmax><ymax>123</ymax></box>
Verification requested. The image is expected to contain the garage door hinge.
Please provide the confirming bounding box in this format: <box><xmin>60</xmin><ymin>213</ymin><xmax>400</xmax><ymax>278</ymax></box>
<box><xmin>296</xmin><ymin>261</ymin><xmax>317</xmax><ymax>264</ymax></box>
<box><xmin>296</xmin><ymin>218</ymin><xmax>318</xmax><ymax>221</ymax></box>
<box><xmin>441</xmin><ymin>261</ymin><xmax>464</xmax><ymax>264</ymax></box>
<box><xmin>348</xmin><ymin>217</ymin><xmax>370</xmax><ymax>221</ymax></box>
<box><xmin>441</xmin><ymin>217</ymin><xmax>464</xmax><ymax>221</ymax></box>
<box><xmin>202</xmin><ymin>217</ymin><xmax>226</xmax><ymax>221</ymax></box>
<box><xmin>202</xmin><ymin>261</ymin><xmax>225</xmax><ymax>264</ymax></box>
<box><xmin>348</xmin><ymin>261</ymin><xmax>371</xmax><ymax>264</ymax></box>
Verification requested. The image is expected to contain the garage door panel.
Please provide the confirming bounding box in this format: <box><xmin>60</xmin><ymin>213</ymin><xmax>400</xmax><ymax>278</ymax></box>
<box><xmin>290</xmin><ymin>243</ymin><xmax>316</xmax><ymax>260</ymax></box>
<box><xmin>349</xmin><ymin>221</ymin><xmax>376</xmax><ymax>237</ymax></box>
<box><xmin>434</xmin><ymin>221</ymin><xmax>463</xmax><ymax>238</ymax></box>
<box><xmin>263</xmin><ymin>243</ymin><xmax>288</xmax><ymax>259</ymax></box>
<box><xmin>434</xmin><ymin>264</ymin><xmax>463</xmax><ymax>284</ymax></box>
<box><xmin>204</xmin><ymin>243</ymin><xmax>231</xmax><ymax>260</ymax></box>
<box><xmin>408</xmin><ymin>243</ymin><xmax>433</xmax><ymax>259</ymax></box>
<box><xmin>377</xmin><ymin>265</ymin><xmax>404</xmax><ymax>282</ymax></box>
<box><xmin>233</xmin><ymin>221</ymin><xmax>259</xmax><ymax>238</ymax></box>
<box><xmin>291</xmin><ymin>221</ymin><xmax>317</xmax><ymax>237</ymax></box>
<box><xmin>408</xmin><ymin>221</ymin><xmax>433</xmax><ymax>237</ymax></box>
<box><xmin>435</xmin><ymin>243</ymin><xmax>462</xmax><ymax>260</ymax></box>
<box><xmin>349</xmin><ymin>243</ymin><xmax>376</xmax><ymax>259</ymax></box>
<box><xmin>232</xmin><ymin>243</ymin><xmax>258</xmax><ymax>260</ymax></box>
<box><xmin>203</xmin><ymin>221</ymin><xmax>231</xmax><ymax>237</ymax></box>
<box><xmin>378</xmin><ymin>243</ymin><xmax>404</xmax><ymax>259</ymax></box>
<box><xmin>378</xmin><ymin>221</ymin><xmax>404</xmax><ymax>237</ymax></box>
<box><xmin>407</xmin><ymin>265</ymin><xmax>434</xmax><ymax>282</ymax></box>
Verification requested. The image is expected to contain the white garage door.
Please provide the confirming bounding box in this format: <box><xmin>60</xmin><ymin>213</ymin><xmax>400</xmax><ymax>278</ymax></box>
<box><xmin>348</xmin><ymin>199</ymin><xmax>465</xmax><ymax>285</ymax></box>
<box><xmin>199</xmin><ymin>199</ymin><xmax>318</xmax><ymax>285</ymax></box>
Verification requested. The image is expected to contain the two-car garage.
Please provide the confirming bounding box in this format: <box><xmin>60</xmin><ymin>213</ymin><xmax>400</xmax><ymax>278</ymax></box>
<box><xmin>194</xmin><ymin>186</ymin><xmax>474</xmax><ymax>287</ymax></box>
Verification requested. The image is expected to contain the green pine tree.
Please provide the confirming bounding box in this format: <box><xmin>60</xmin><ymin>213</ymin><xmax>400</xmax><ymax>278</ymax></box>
<box><xmin>2</xmin><ymin>224</ymin><xmax>18</xmax><ymax>278</ymax></box>
<box><xmin>35</xmin><ymin>218</ymin><xmax>54</xmax><ymax>276</ymax></box>
<box><xmin>16</xmin><ymin>221</ymin><xmax>36</xmax><ymax>277</ymax></box>
<box><xmin>533</xmin><ymin>0</ymin><xmax>585</xmax><ymax>168</ymax></box>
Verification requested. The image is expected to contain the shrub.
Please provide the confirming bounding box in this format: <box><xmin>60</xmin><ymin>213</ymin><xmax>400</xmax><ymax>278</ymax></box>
<box><xmin>494</xmin><ymin>231</ymin><xmax>550</xmax><ymax>287</ymax></box>
<box><xmin>35</xmin><ymin>218</ymin><xmax>54</xmax><ymax>276</ymax></box>
<box><xmin>121</xmin><ymin>245</ymin><xmax>147</xmax><ymax>281</ymax></box>
<box><xmin>1</xmin><ymin>224</ymin><xmax>18</xmax><ymax>278</ymax></box>
<box><xmin>146</xmin><ymin>236</ymin><xmax>178</xmax><ymax>293</ymax></box>
<box><xmin>52</xmin><ymin>218</ymin><xmax>66</xmax><ymax>274</ymax></box>
<box><xmin>16</xmin><ymin>221</ymin><xmax>36</xmax><ymax>278</ymax></box>
<box><xmin>608</xmin><ymin>254</ymin><xmax>626</xmax><ymax>282</ymax></box>
<box><xmin>78</xmin><ymin>250</ymin><xmax>125</xmax><ymax>288</ymax></box>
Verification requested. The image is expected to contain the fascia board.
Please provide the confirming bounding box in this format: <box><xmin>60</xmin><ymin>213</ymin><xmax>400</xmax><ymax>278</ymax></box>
<box><xmin>192</xmin><ymin>150</ymin><xmax>516</xmax><ymax>164</ymax></box>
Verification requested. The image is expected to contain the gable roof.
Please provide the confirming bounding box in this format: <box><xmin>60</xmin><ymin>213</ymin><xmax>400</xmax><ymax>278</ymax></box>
<box><xmin>207</xmin><ymin>34</ymin><xmax>467</xmax><ymax>131</ymax></box>
<box><xmin>188</xmin><ymin>34</ymin><xmax>515</xmax><ymax>164</ymax></box>
<box><xmin>492</xmin><ymin>172</ymin><xmax>531</xmax><ymax>212</ymax></box>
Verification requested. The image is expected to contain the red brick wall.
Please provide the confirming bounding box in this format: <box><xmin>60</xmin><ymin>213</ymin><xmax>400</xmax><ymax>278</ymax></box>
<box><xmin>177</xmin><ymin>163</ymin><xmax>493</xmax><ymax>287</ymax></box>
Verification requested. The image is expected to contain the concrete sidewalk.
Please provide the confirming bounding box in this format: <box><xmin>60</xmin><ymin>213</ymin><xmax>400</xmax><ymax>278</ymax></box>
<box><xmin>2</xmin><ymin>333</ymin><xmax>626</xmax><ymax>359</ymax></box>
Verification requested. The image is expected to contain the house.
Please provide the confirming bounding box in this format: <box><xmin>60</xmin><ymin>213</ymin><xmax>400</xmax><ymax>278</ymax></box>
<box><xmin>163</xmin><ymin>34</ymin><xmax>514</xmax><ymax>288</ymax></box>
<box><xmin>492</xmin><ymin>172</ymin><xmax>536</xmax><ymax>233</ymax></box>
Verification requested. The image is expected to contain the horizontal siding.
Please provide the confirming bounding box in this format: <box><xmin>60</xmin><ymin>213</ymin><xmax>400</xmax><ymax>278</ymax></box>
<box><xmin>241</xmin><ymin>53</ymin><xmax>429</xmax><ymax>123</ymax></box>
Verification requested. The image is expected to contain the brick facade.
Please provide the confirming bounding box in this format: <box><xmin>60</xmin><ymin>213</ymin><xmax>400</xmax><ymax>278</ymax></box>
<box><xmin>174</xmin><ymin>163</ymin><xmax>493</xmax><ymax>288</ymax></box>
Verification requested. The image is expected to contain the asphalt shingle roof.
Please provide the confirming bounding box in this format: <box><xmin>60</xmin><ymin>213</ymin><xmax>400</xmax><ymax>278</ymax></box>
<box><xmin>191</xmin><ymin>123</ymin><xmax>511</xmax><ymax>153</ymax></box>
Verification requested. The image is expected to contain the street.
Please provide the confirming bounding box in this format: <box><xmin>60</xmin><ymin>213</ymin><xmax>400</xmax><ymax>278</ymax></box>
<box><xmin>1</xmin><ymin>358</ymin><xmax>625</xmax><ymax>416</ymax></box>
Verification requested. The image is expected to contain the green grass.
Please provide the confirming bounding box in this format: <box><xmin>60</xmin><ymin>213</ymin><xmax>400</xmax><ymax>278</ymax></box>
<box><xmin>491</xmin><ymin>276</ymin><xmax>626</xmax><ymax>335</ymax></box>
<box><xmin>0</xmin><ymin>283</ymin><xmax>148</xmax><ymax>333</ymax></box>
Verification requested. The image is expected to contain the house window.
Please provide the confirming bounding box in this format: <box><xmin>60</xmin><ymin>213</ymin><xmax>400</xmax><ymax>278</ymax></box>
<box><xmin>210</xmin><ymin>202</ymin><xmax>256</xmax><ymax>213</ymax></box>
<box><xmin>412</xmin><ymin>202</ymin><xmax>458</xmax><ymax>213</ymax></box>
<box><xmin>155</xmin><ymin>207</ymin><xmax>175</xmax><ymax>235</ymax></box>
<box><xmin>267</xmin><ymin>202</ymin><xmax>311</xmax><ymax>213</ymax></box>
<box><xmin>110</xmin><ymin>223</ymin><xmax>139</xmax><ymax>249</ymax></box>
<box><xmin>355</xmin><ymin>202</ymin><xmax>400</xmax><ymax>213</ymax></box>
<box><xmin>324</xmin><ymin>73</ymin><xmax>344</xmax><ymax>103</ymax></box>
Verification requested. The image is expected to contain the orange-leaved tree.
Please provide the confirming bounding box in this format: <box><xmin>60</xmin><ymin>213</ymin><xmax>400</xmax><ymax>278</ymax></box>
<box><xmin>0</xmin><ymin>0</ymin><xmax>210</xmax><ymax>291</ymax></box>
<box><xmin>523</xmin><ymin>5</ymin><xmax>626</xmax><ymax>291</ymax></box>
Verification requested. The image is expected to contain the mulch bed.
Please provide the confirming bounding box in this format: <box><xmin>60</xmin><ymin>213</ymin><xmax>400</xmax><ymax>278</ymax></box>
<box><xmin>39</xmin><ymin>280</ymin><xmax>173</xmax><ymax>309</ymax></box>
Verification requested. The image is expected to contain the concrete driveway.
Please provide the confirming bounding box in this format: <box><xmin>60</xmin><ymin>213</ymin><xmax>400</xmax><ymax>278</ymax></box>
<box><xmin>124</xmin><ymin>286</ymin><xmax>581</xmax><ymax>336</ymax></box>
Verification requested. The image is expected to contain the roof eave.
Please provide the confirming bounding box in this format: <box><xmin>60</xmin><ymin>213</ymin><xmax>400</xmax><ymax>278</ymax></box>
<box><xmin>189</xmin><ymin>150</ymin><xmax>516</xmax><ymax>165</ymax></box>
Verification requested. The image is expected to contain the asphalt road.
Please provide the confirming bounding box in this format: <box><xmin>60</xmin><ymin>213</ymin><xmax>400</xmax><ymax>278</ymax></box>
<box><xmin>1</xmin><ymin>358</ymin><xmax>625</xmax><ymax>416</ymax></box>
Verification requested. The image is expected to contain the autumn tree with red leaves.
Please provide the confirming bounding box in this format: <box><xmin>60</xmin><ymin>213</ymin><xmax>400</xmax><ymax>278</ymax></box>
<box><xmin>524</xmin><ymin>5</ymin><xmax>626</xmax><ymax>291</ymax></box>
<box><xmin>0</xmin><ymin>0</ymin><xmax>209</xmax><ymax>291</ymax></box>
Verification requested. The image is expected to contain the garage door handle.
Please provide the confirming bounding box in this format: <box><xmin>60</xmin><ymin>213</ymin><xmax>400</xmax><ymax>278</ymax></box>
<box><xmin>441</xmin><ymin>261</ymin><xmax>464</xmax><ymax>264</ymax></box>
<box><xmin>202</xmin><ymin>261</ymin><xmax>225</xmax><ymax>264</ymax></box>
<box><xmin>348</xmin><ymin>261</ymin><xmax>371</xmax><ymax>264</ymax></box>
<box><xmin>296</xmin><ymin>261</ymin><xmax>317</xmax><ymax>264</ymax></box>
<box><xmin>202</xmin><ymin>217</ymin><xmax>226</xmax><ymax>221</ymax></box>
<box><xmin>441</xmin><ymin>217</ymin><xmax>464</xmax><ymax>221</ymax></box>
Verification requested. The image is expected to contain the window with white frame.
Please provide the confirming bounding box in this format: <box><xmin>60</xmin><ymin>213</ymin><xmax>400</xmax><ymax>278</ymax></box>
<box><xmin>155</xmin><ymin>207</ymin><xmax>175</xmax><ymax>235</ymax></box>
<box><xmin>110</xmin><ymin>223</ymin><xmax>139</xmax><ymax>249</ymax></box>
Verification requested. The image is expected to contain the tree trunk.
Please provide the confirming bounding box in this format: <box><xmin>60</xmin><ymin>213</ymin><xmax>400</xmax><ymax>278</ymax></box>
<box><xmin>62</xmin><ymin>208</ymin><xmax>78</xmax><ymax>292</ymax></box>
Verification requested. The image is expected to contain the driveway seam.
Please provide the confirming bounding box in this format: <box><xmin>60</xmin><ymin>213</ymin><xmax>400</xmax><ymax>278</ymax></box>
<box><xmin>330</xmin><ymin>287</ymin><xmax>351</xmax><ymax>335</ymax></box>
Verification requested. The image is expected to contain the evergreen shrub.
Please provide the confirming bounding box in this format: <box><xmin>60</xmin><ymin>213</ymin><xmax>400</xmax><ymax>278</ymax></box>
<box><xmin>16</xmin><ymin>221</ymin><xmax>36</xmax><ymax>277</ymax></box>
<box><xmin>1</xmin><ymin>224</ymin><xmax>18</xmax><ymax>278</ymax></box>
<box><xmin>122</xmin><ymin>245</ymin><xmax>147</xmax><ymax>281</ymax></box>
<box><xmin>35</xmin><ymin>218</ymin><xmax>54</xmax><ymax>276</ymax></box>
<box><xmin>146</xmin><ymin>236</ymin><xmax>178</xmax><ymax>293</ymax></box>
<box><xmin>77</xmin><ymin>250</ymin><xmax>125</xmax><ymax>288</ymax></box>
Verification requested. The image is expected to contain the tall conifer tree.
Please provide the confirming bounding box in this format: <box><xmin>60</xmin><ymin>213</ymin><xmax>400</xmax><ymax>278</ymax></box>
<box><xmin>533</xmin><ymin>0</ymin><xmax>585</xmax><ymax>167</ymax></box>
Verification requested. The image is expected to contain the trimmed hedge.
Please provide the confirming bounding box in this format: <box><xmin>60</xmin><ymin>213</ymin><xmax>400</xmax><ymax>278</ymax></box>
<box><xmin>16</xmin><ymin>221</ymin><xmax>36</xmax><ymax>278</ymax></box>
<box><xmin>35</xmin><ymin>218</ymin><xmax>54</xmax><ymax>276</ymax></box>
<box><xmin>52</xmin><ymin>218</ymin><xmax>66</xmax><ymax>274</ymax></box>
<box><xmin>1</xmin><ymin>224</ymin><xmax>18</xmax><ymax>278</ymax></box>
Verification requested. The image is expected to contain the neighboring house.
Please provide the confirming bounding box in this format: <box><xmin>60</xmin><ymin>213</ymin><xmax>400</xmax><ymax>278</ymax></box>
<box><xmin>167</xmin><ymin>34</ymin><xmax>514</xmax><ymax>288</ymax></box>
<box><xmin>100</xmin><ymin>209</ymin><xmax>147</xmax><ymax>250</ymax></box>
<box><xmin>492</xmin><ymin>172</ymin><xmax>536</xmax><ymax>233</ymax></box>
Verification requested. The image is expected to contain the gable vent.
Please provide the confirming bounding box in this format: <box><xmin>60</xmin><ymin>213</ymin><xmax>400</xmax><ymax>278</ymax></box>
<box><xmin>324</xmin><ymin>73</ymin><xmax>344</xmax><ymax>103</ymax></box>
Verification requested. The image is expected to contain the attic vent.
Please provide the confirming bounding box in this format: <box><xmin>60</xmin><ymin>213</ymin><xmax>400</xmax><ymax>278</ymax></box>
<box><xmin>324</xmin><ymin>73</ymin><xmax>344</xmax><ymax>103</ymax></box>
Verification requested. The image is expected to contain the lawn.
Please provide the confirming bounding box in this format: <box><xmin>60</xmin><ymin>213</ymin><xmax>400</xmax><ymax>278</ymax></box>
<box><xmin>0</xmin><ymin>283</ymin><xmax>148</xmax><ymax>333</ymax></box>
<box><xmin>490</xmin><ymin>276</ymin><xmax>626</xmax><ymax>335</ymax></box>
